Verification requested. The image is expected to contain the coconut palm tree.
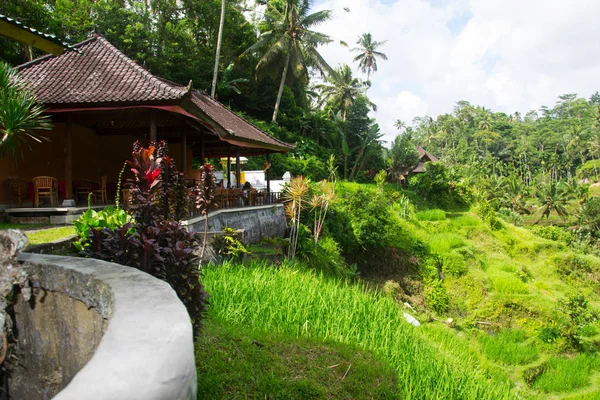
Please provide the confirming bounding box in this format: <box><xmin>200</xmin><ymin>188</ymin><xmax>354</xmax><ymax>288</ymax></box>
<box><xmin>351</xmin><ymin>32</ymin><xmax>388</xmax><ymax>79</ymax></box>
<box><xmin>242</xmin><ymin>0</ymin><xmax>333</xmax><ymax>122</ymax></box>
<box><xmin>314</xmin><ymin>64</ymin><xmax>373</xmax><ymax>121</ymax></box>
<box><xmin>211</xmin><ymin>0</ymin><xmax>227</xmax><ymax>98</ymax></box>
<box><xmin>534</xmin><ymin>179</ymin><xmax>570</xmax><ymax>223</ymax></box>
<box><xmin>0</xmin><ymin>62</ymin><xmax>51</xmax><ymax>159</ymax></box>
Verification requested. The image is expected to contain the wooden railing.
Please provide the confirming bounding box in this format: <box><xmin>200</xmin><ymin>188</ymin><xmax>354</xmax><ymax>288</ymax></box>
<box><xmin>187</xmin><ymin>191</ymin><xmax>282</xmax><ymax>218</ymax></box>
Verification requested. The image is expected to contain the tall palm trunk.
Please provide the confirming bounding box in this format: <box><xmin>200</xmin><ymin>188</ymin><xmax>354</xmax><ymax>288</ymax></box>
<box><xmin>272</xmin><ymin>52</ymin><xmax>291</xmax><ymax>122</ymax></box>
<box><xmin>211</xmin><ymin>0</ymin><xmax>226</xmax><ymax>98</ymax></box>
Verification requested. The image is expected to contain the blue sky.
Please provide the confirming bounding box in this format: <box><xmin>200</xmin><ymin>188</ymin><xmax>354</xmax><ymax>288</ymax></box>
<box><xmin>311</xmin><ymin>0</ymin><xmax>600</xmax><ymax>145</ymax></box>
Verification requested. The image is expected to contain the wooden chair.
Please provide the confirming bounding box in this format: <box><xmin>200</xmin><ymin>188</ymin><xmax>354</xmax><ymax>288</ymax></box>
<box><xmin>91</xmin><ymin>176</ymin><xmax>108</xmax><ymax>204</ymax></box>
<box><xmin>74</xmin><ymin>180</ymin><xmax>92</xmax><ymax>205</ymax></box>
<box><xmin>32</xmin><ymin>176</ymin><xmax>58</xmax><ymax>208</ymax></box>
<box><xmin>6</xmin><ymin>178</ymin><xmax>29</xmax><ymax>207</ymax></box>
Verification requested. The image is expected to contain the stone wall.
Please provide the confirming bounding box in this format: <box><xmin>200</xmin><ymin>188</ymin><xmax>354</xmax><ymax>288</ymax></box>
<box><xmin>183</xmin><ymin>204</ymin><xmax>286</xmax><ymax>244</ymax></box>
<box><xmin>14</xmin><ymin>254</ymin><xmax>197</xmax><ymax>400</ymax></box>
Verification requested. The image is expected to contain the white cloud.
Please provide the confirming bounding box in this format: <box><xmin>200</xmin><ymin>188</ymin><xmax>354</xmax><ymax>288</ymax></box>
<box><xmin>311</xmin><ymin>0</ymin><xmax>600</xmax><ymax>144</ymax></box>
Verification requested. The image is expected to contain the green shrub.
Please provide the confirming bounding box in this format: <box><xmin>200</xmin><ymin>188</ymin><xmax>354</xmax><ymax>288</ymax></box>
<box><xmin>73</xmin><ymin>206</ymin><xmax>134</xmax><ymax>251</ymax></box>
<box><xmin>442</xmin><ymin>251</ymin><xmax>467</xmax><ymax>276</ymax></box>
<box><xmin>479</xmin><ymin>329</ymin><xmax>539</xmax><ymax>365</ymax></box>
<box><xmin>490</xmin><ymin>273</ymin><xmax>529</xmax><ymax>295</ymax></box>
<box><xmin>557</xmin><ymin>294</ymin><xmax>598</xmax><ymax>349</ymax></box>
<box><xmin>429</xmin><ymin>233</ymin><xmax>466</xmax><ymax>255</ymax></box>
<box><xmin>531</xmin><ymin>225</ymin><xmax>574</xmax><ymax>244</ymax></box>
<box><xmin>474</xmin><ymin>200</ymin><xmax>501</xmax><ymax>230</ymax></box>
<box><xmin>424</xmin><ymin>279</ymin><xmax>450</xmax><ymax>314</ymax></box>
<box><xmin>416</xmin><ymin>209</ymin><xmax>446</xmax><ymax>221</ymax></box>
<box><xmin>211</xmin><ymin>227</ymin><xmax>250</xmax><ymax>261</ymax></box>
<box><xmin>553</xmin><ymin>254</ymin><xmax>592</xmax><ymax>280</ymax></box>
<box><xmin>498</xmin><ymin>208</ymin><xmax>523</xmax><ymax>226</ymax></box>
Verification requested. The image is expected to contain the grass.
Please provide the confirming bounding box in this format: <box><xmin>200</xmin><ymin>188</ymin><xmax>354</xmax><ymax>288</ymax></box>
<box><xmin>203</xmin><ymin>261</ymin><xmax>516</xmax><ymax>399</ymax></box>
<box><xmin>0</xmin><ymin>223</ymin><xmax>47</xmax><ymax>230</ymax></box>
<box><xmin>416</xmin><ymin>209</ymin><xmax>446</xmax><ymax>221</ymax></box>
<box><xmin>26</xmin><ymin>226</ymin><xmax>75</xmax><ymax>246</ymax></box>
<box><xmin>196</xmin><ymin>316</ymin><xmax>401</xmax><ymax>399</ymax></box>
<box><xmin>478</xmin><ymin>329</ymin><xmax>539</xmax><ymax>365</ymax></box>
<box><xmin>531</xmin><ymin>354</ymin><xmax>600</xmax><ymax>393</ymax></box>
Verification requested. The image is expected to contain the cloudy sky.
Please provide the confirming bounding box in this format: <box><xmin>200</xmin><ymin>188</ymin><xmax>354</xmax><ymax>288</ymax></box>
<box><xmin>311</xmin><ymin>0</ymin><xmax>600</xmax><ymax>144</ymax></box>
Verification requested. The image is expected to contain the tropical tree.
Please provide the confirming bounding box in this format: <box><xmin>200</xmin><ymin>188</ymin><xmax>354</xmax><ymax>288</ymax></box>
<box><xmin>534</xmin><ymin>179</ymin><xmax>570</xmax><ymax>223</ymax></box>
<box><xmin>211</xmin><ymin>0</ymin><xmax>227</xmax><ymax>98</ymax></box>
<box><xmin>315</xmin><ymin>64</ymin><xmax>373</xmax><ymax>121</ymax></box>
<box><xmin>243</xmin><ymin>0</ymin><xmax>333</xmax><ymax>122</ymax></box>
<box><xmin>351</xmin><ymin>32</ymin><xmax>388</xmax><ymax>79</ymax></box>
<box><xmin>0</xmin><ymin>62</ymin><xmax>51</xmax><ymax>158</ymax></box>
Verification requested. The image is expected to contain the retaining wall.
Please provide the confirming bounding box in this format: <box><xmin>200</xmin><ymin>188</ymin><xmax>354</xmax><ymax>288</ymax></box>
<box><xmin>183</xmin><ymin>204</ymin><xmax>286</xmax><ymax>244</ymax></box>
<box><xmin>14</xmin><ymin>253</ymin><xmax>197</xmax><ymax>400</ymax></box>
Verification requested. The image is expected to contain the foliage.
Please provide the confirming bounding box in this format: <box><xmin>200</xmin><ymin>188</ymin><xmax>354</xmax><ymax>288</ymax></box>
<box><xmin>196</xmin><ymin>316</ymin><xmax>401</xmax><ymax>399</ymax></box>
<box><xmin>416</xmin><ymin>209</ymin><xmax>446</xmax><ymax>221</ymax></box>
<box><xmin>497</xmin><ymin>208</ymin><xmax>524</xmax><ymax>226</ymax></box>
<box><xmin>73</xmin><ymin>206</ymin><xmax>133</xmax><ymax>252</ymax></box>
<box><xmin>424</xmin><ymin>279</ymin><xmax>450</xmax><ymax>314</ymax></box>
<box><xmin>0</xmin><ymin>62</ymin><xmax>52</xmax><ymax>159</ymax></box>
<box><xmin>389</xmin><ymin>133</ymin><xmax>420</xmax><ymax>170</ymax></box>
<box><xmin>242</xmin><ymin>0</ymin><xmax>333</xmax><ymax>121</ymax></box>
<box><xmin>579</xmin><ymin>197</ymin><xmax>600</xmax><ymax>233</ymax></box>
<box><xmin>204</xmin><ymin>261</ymin><xmax>516</xmax><ymax>399</ymax></box>
<box><xmin>309</xmin><ymin>180</ymin><xmax>335</xmax><ymax>243</ymax></box>
<box><xmin>557</xmin><ymin>294</ymin><xmax>598</xmax><ymax>349</ymax></box>
<box><xmin>283</xmin><ymin>176</ymin><xmax>311</xmax><ymax>259</ymax></box>
<box><xmin>530</xmin><ymin>354</ymin><xmax>600</xmax><ymax>393</ymax></box>
<box><xmin>374</xmin><ymin>169</ymin><xmax>386</xmax><ymax>191</ymax></box>
<box><xmin>531</xmin><ymin>225</ymin><xmax>574</xmax><ymax>244</ymax></box>
<box><xmin>351</xmin><ymin>32</ymin><xmax>388</xmax><ymax>79</ymax></box>
<box><xmin>478</xmin><ymin>329</ymin><xmax>539</xmax><ymax>365</ymax></box>
<box><xmin>314</xmin><ymin>64</ymin><xmax>372</xmax><ymax>121</ymax></box>
<box><xmin>211</xmin><ymin>227</ymin><xmax>250</xmax><ymax>261</ymax></box>
<box><xmin>81</xmin><ymin>142</ymin><xmax>208</xmax><ymax>334</ymax></box>
<box><xmin>194</xmin><ymin>163</ymin><xmax>217</xmax><ymax>258</ymax></box>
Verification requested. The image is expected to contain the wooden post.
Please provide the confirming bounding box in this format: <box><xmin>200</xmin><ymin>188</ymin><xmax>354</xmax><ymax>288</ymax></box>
<box><xmin>236</xmin><ymin>147</ymin><xmax>241</xmax><ymax>188</ymax></box>
<box><xmin>227</xmin><ymin>144</ymin><xmax>231</xmax><ymax>188</ymax></box>
<box><xmin>266</xmin><ymin>152</ymin><xmax>271</xmax><ymax>195</ymax></box>
<box><xmin>181</xmin><ymin>127</ymin><xmax>187</xmax><ymax>176</ymax></box>
<box><xmin>65</xmin><ymin>117</ymin><xmax>73</xmax><ymax>201</ymax></box>
<box><xmin>150</xmin><ymin>117</ymin><xmax>157</xmax><ymax>142</ymax></box>
<box><xmin>200</xmin><ymin>133</ymin><xmax>205</xmax><ymax>165</ymax></box>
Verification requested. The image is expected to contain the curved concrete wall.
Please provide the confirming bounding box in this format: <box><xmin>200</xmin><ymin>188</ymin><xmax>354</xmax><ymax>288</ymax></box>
<box><xmin>16</xmin><ymin>253</ymin><xmax>197</xmax><ymax>400</ymax></box>
<box><xmin>183</xmin><ymin>203</ymin><xmax>286</xmax><ymax>244</ymax></box>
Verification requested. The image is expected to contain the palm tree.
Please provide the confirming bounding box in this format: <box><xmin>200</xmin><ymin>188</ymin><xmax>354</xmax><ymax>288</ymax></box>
<box><xmin>243</xmin><ymin>0</ymin><xmax>333</xmax><ymax>122</ymax></box>
<box><xmin>351</xmin><ymin>33</ymin><xmax>388</xmax><ymax>79</ymax></box>
<box><xmin>314</xmin><ymin>64</ymin><xmax>373</xmax><ymax>121</ymax></box>
<box><xmin>211</xmin><ymin>0</ymin><xmax>226</xmax><ymax>98</ymax></box>
<box><xmin>349</xmin><ymin>123</ymin><xmax>383</xmax><ymax>180</ymax></box>
<box><xmin>534</xmin><ymin>179</ymin><xmax>570</xmax><ymax>224</ymax></box>
<box><xmin>0</xmin><ymin>62</ymin><xmax>51</xmax><ymax>158</ymax></box>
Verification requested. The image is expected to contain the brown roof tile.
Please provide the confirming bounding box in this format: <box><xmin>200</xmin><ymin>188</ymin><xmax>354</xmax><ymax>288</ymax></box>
<box><xmin>16</xmin><ymin>35</ymin><xmax>190</xmax><ymax>105</ymax></box>
<box><xmin>190</xmin><ymin>91</ymin><xmax>293</xmax><ymax>150</ymax></box>
<box><xmin>15</xmin><ymin>35</ymin><xmax>293</xmax><ymax>152</ymax></box>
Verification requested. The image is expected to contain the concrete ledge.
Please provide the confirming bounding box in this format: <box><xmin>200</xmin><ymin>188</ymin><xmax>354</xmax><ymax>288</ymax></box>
<box><xmin>184</xmin><ymin>203</ymin><xmax>286</xmax><ymax>244</ymax></box>
<box><xmin>25</xmin><ymin>234</ymin><xmax>77</xmax><ymax>254</ymax></box>
<box><xmin>16</xmin><ymin>253</ymin><xmax>197</xmax><ymax>400</ymax></box>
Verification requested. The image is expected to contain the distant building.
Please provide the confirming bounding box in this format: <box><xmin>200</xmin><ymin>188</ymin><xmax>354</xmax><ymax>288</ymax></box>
<box><xmin>393</xmin><ymin>145</ymin><xmax>439</xmax><ymax>184</ymax></box>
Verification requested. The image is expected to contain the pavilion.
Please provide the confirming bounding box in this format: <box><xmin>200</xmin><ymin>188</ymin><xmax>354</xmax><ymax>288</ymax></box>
<box><xmin>0</xmin><ymin>34</ymin><xmax>293</xmax><ymax>210</ymax></box>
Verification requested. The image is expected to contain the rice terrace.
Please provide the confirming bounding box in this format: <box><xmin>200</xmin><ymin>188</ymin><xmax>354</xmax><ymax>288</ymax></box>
<box><xmin>2</xmin><ymin>0</ymin><xmax>600</xmax><ymax>399</ymax></box>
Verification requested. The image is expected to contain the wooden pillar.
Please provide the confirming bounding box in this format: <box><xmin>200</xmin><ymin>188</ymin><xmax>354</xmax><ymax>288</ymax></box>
<box><xmin>150</xmin><ymin>117</ymin><xmax>157</xmax><ymax>143</ymax></box>
<box><xmin>181</xmin><ymin>128</ymin><xmax>187</xmax><ymax>176</ymax></box>
<box><xmin>200</xmin><ymin>133</ymin><xmax>205</xmax><ymax>165</ymax></box>
<box><xmin>227</xmin><ymin>144</ymin><xmax>231</xmax><ymax>188</ymax></box>
<box><xmin>235</xmin><ymin>148</ymin><xmax>241</xmax><ymax>188</ymax></box>
<box><xmin>65</xmin><ymin>117</ymin><xmax>73</xmax><ymax>200</ymax></box>
<box><xmin>266</xmin><ymin>152</ymin><xmax>271</xmax><ymax>194</ymax></box>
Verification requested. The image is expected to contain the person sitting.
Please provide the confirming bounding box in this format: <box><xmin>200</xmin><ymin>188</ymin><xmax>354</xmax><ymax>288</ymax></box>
<box><xmin>242</xmin><ymin>181</ymin><xmax>253</xmax><ymax>191</ymax></box>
